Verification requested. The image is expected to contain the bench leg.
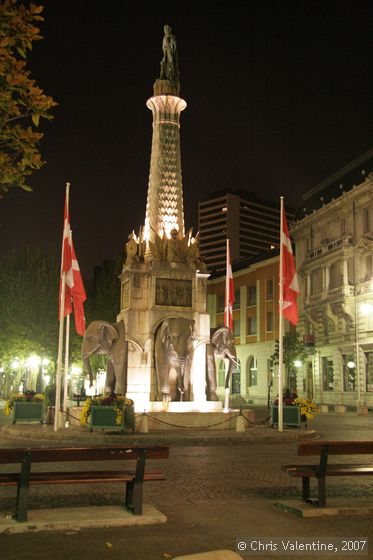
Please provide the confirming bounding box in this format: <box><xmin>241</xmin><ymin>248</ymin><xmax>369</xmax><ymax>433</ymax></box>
<box><xmin>15</xmin><ymin>453</ymin><xmax>32</xmax><ymax>522</ymax></box>
<box><xmin>302</xmin><ymin>477</ymin><xmax>310</xmax><ymax>501</ymax></box>
<box><xmin>124</xmin><ymin>481</ymin><xmax>143</xmax><ymax>515</ymax></box>
<box><xmin>317</xmin><ymin>476</ymin><xmax>326</xmax><ymax>507</ymax></box>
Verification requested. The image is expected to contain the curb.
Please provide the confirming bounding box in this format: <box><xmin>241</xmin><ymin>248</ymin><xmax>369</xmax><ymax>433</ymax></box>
<box><xmin>1</xmin><ymin>424</ymin><xmax>317</xmax><ymax>446</ymax></box>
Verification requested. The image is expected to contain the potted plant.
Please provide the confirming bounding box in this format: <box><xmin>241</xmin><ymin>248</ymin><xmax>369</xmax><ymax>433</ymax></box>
<box><xmin>271</xmin><ymin>391</ymin><xmax>319</xmax><ymax>428</ymax></box>
<box><xmin>5</xmin><ymin>391</ymin><xmax>46</xmax><ymax>424</ymax></box>
<box><xmin>80</xmin><ymin>393</ymin><xmax>135</xmax><ymax>431</ymax></box>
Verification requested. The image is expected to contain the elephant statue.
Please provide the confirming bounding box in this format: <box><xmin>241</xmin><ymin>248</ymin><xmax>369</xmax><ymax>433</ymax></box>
<box><xmin>206</xmin><ymin>326</ymin><xmax>237</xmax><ymax>400</ymax></box>
<box><xmin>154</xmin><ymin>318</ymin><xmax>195</xmax><ymax>402</ymax></box>
<box><xmin>82</xmin><ymin>320</ymin><xmax>128</xmax><ymax>394</ymax></box>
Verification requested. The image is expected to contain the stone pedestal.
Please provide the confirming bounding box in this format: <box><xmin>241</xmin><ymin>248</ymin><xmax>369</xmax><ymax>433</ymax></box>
<box><xmin>334</xmin><ymin>404</ymin><xmax>346</xmax><ymax>414</ymax></box>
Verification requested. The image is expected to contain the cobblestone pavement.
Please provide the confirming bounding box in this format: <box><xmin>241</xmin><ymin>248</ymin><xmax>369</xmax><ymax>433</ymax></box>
<box><xmin>0</xmin><ymin>410</ymin><xmax>373</xmax><ymax>560</ymax></box>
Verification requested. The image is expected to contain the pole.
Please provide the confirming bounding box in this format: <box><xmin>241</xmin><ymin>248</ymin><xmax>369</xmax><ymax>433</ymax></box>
<box><xmin>54</xmin><ymin>182</ymin><xmax>70</xmax><ymax>431</ymax></box>
<box><xmin>54</xmin><ymin>273</ymin><xmax>65</xmax><ymax>431</ymax></box>
<box><xmin>278</xmin><ymin>197</ymin><xmax>284</xmax><ymax>432</ymax></box>
<box><xmin>63</xmin><ymin>313</ymin><xmax>70</xmax><ymax>424</ymax></box>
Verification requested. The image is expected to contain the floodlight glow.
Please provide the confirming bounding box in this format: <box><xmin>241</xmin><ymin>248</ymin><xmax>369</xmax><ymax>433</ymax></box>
<box><xmin>294</xmin><ymin>360</ymin><xmax>302</xmax><ymax>368</ymax></box>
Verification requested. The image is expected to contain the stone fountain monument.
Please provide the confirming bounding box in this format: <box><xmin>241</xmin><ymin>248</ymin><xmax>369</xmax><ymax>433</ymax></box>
<box><xmin>116</xmin><ymin>25</ymin><xmax>220</xmax><ymax>414</ymax></box>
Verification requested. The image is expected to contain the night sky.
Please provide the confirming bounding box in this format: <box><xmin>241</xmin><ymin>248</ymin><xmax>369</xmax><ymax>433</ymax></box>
<box><xmin>0</xmin><ymin>0</ymin><xmax>372</xmax><ymax>277</ymax></box>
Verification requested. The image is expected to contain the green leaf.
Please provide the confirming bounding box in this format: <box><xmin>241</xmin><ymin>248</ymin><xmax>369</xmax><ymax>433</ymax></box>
<box><xmin>19</xmin><ymin>183</ymin><xmax>33</xmax><ymax>192</ymax></box>
<box><xmin>31</xmin><ymin>112</ymin><xmax>40</xmax><ymax>126</ymax></box>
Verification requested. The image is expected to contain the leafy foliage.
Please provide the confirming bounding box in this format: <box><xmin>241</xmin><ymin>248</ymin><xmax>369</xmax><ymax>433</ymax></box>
<box><xmin>271</xmin><ymin>331</ymin><xmax>308</xmax><ymax>389</ymax></box>
<box><xmin>0</xmin><ymin>0</ymin><xmax>57</xmax><ymax>195</ymax></box>
<box><xmin>0</xmin><ymin>247</ymin><xmax>60</xmax><ymax>364</ymax></box>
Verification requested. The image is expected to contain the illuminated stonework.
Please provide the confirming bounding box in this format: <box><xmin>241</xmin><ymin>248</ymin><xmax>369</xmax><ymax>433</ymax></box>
<box><xmin>144</xmin><ymin>94</ymin><xmax>186</xmax><ymax>242</ymax></box>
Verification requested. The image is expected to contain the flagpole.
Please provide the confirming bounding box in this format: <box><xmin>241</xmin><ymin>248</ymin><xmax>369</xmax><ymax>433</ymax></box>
<box><xmin>54</xmin><ymin>182</ymin><xmax>70</xmax><ymax>431</ymax></box>
<box><xmin>278</xmin><ymin>197</ymin><xmax>284</xmax><ymax>432</ymax></box>
<box><xmin>224</xmin><ymin>239</ymin><xmax>230</xmax><ymax>412</ymax></box>
<box><xmin>63</xmin><ymin>313</ymin><xmax>70</xmax><ymax>425</ymax></box>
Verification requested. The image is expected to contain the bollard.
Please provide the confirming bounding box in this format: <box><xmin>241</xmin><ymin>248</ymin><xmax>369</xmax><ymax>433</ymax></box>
<box><xmin>140</xmin><ymin>411</ymin><xmax>149</xmax><ymax>433</ymax></box>
<box><xmin>235</xmin><ymin>414</ymin><xmax>246</xmax><ymax>433</ymax></box>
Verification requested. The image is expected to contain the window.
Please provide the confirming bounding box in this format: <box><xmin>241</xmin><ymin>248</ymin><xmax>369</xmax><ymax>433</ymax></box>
<box><xmin>233</xmin><ymin>319</ymin><xmax>240</xmax><ymax>337</ymax></box>
<box><xmin>366</xmin><ymin>352</ymin><xmax>373</xmax><ymax>392</ymax></box>
<box><xmin>217</xmin><ymin>294</ymin><xmax>224</xmax><ymax>313</ymax></box>
<box><xmin>233</xmin><ymin>289</ymin><xmax>240</xmax><ymax>309</ymax></box>
<box><xmin>266</xmin><ymin>279</ymin><xmax>273</xmax><ymax>300</ymax></box>
<box><xmin>247</xmin><ymin>285</ymin><xmax>256</xmax><ymax>306</ymax></box>
<box><xmin>329</xmin><ymin>262</ymin><xmax>341</xmax><ymax>289</ymax></box>
<box><xmin>364</xmin><ymin>255</ymin><xmax>373</xmax><ymax>281</ymax></box>
<box><xmin>311</xmin><ymin>268</ymin><xmax>322</xmax><ymax>294</ymax></box>
<box><xmin>248</xmin><ymin>357</ymin><xmax>257</xmax><ymax>387</ymax></box>
<box><xmin>363</xmin><ymin>207</ymin><xmax>370</xmax><ymax>233</ymax></box>
<box><xmin>231</xmin><ymin>359</ymin><xmax>241</xmax><ymax>394</ymax></box>
<box><xmin>217</xmin><ymin>359</ymin><xmax>226</xmax><ymax>387</ymax></box>
<box><xmin>247</xmin><ymin>315</ymin><xmax>257</xmax><ymax>336</ymax></box>
<box><xmin>266</xmin><ymin>311</ymin><xmax>273</xmax><ymax>332</ymax></box>
<box><xmin>342</xmin><ymin>354</ymin><xmax>356</xmax><ymax>391</ymax></box>
<box><xmin>322</xmin><ymin>357</ymin><xmax>334</xmax><ymax>391</ymax></box>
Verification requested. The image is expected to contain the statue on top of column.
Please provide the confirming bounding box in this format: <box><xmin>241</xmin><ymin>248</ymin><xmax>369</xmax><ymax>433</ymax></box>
<box><xmin>159</xmin><ymin>24</ymin><xmax>179</xmax><ymax>83</ymax></box>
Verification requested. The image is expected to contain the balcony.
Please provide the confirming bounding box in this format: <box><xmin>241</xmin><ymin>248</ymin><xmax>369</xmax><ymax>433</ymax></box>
<box><xmin>306</xmin><ymin>235</ymin><xmax>353</xmax><ymax>260</ymax></box>
<box><xmin>305</xmin><ymin>284</ymin><xmax>355</xmax><ymax>306</ymax></box>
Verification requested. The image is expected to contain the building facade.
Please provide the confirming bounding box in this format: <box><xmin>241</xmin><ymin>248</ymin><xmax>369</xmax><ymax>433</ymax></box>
<box><xmin>198</xmin><ymin>190</ymin><xmax>284</xmax><ymax>271</ymax></box>
<box><xmin>291</xmin><ymin>148</ymin><xmax>373</xmax><ymax>411</ymax></box>
<box><xmin>207</xmin><ymin>251</ymin><xmax>286</xmax><ymax>406</ymax></box>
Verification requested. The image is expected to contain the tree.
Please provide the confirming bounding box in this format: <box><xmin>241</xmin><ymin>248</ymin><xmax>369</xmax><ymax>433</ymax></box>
<box><xmin>0</xmin><ymin>247</ymin><xmax>60</xmax><ymax>363</ymax></box>
<box><xmin>0</xmin><ymin>0</ymin><xmax>57</xmax><ymax>196</ymax></box>
<box><xmin>271</xmin><ymin>331</ymin><xmax>308</xmax><ymax>390</ymax></box>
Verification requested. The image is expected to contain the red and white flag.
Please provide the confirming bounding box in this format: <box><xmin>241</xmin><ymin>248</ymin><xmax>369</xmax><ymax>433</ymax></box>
<box><xmin>59</xmin><ymin>186</ymin><xmax>86</xmax><ymax>335</ymax></box>
<box><xmin>224</xmin><ymin>239</ymin><xmax>235</xmax><ymax>331</ymax></box>
<box><xmin>281</xmin><ymin>205</ymin><xmax>300</xmax><ymax>325</ymax></box>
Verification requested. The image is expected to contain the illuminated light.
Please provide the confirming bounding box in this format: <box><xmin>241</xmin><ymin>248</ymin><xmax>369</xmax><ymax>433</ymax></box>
<box><xmin>43</xmin><ymin>374</ymin><xmax>51</xmax><ymax>386</ymax></box>
<box><xmin>26</xmin><ymin>355</ymin><xmax>41</xmax><ymax>368</ymax></box>
<box><xmin>71</xmin><ymin>365</ymin><xmax>82</xmax><ymax>376</ymax></box>
<box><xmin>0</xmin><ymin>367</ymin><xmax>4</xmax><ymax>373</ymax></box>
<box><xmin>347</xmin><ymin>361</ymin><xmax>356</xmax><ymax>369</ymax></box>
<box><xmin>12</xmin><ymin>358</ymin><xmax>20</xmax><ymax>370</ymax></box>
<box><xmin>222</xmin><ymin>206</ymin><xmax>227</xmax><ymax>212</ymax></box>
<box><xmin>42</xmin><ymin>358</ymin><xmax>50</xmax><ymax>366</ymax></box>
<box><xmin>360</xmin><ymin>303</ymin><xmax>373</xmax><ymax>316</ymax></box>
<box><xmin>294</xmin><ymin>360</ymin><xmax>302</xmax><ymax>368</ymax></box>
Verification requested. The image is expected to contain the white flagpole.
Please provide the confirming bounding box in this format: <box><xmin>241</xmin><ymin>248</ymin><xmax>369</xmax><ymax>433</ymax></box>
<box><xmin>63</xmin><ymin>313</ymin><xmax>70</xmax><ymax>425</ymax></box>
<box><xmin>54</xmin><ymin>182</ymin><xmax>70</xmax><ymax>432</ymax></box>
<box><xmin>224</xmin><ymin>239</ymin><xmax>230</xmax><ymax>412</ymax></box>
<box><xmin>278</xmin><ymin>196</ymin><xmax>284</xmax><ymax>432</ymax></box>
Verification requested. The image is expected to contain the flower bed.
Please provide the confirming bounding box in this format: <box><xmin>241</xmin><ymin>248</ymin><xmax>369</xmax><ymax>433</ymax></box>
<box><xmin>5</xmin><ymin>391</ymin><xmax>46</xmax><ymax>424</ymax></box>
<box><xmin>80</xmin><ymin>394</ymin><xmax>135</xmax><ymax>431</ymax></box>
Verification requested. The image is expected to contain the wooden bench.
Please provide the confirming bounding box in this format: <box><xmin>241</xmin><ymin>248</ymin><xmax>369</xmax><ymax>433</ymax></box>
<box><xmin>0</xmin><ymin>444</ymin><xmax>169</xmax><ymax>522</ymax></box>
<box><xmin>282</xmin><ymin>440</ymin><xmax>373</xmax><ymax>507</ymax></box>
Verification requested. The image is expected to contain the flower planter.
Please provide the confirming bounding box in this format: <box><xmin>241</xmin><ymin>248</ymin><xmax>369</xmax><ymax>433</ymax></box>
<box><xmin>89</xmin><ymin>404</ymin><xmax>135</xmax><ymax>432</ymax></box>
<box><xmin>271</xmin><ymin>405</ymin><xmax>304</xmax><ymax>428</ymax></box>
<box><xmin>12</xmin><ymin>401</ymin><xmax>44</xmax><ymax>424</ymax></box>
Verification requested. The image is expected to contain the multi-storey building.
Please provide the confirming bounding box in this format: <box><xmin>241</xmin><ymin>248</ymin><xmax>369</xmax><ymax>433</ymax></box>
<box><xmin>198</xmin><ymin>190</ymin><xmax>285</xmax><ymax>272</ymax></box>
<box><xmin>291</xmin><ymin>148</ymin><xmax>373</xmax><ymax>412</ymax></box>
<box><xmin>207</xmin><ymin>250</ymin><xmax>285</xmax><ymax>405</ymax></box>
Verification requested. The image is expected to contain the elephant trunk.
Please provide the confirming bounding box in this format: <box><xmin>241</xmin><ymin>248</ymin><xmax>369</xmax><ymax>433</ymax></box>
<box><xmin>83</xmin><ymin>356</ymin><xmax>94</xmax><ymax>388</ymax></box>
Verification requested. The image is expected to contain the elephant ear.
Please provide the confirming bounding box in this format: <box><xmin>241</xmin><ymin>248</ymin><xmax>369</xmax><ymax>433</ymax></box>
<box><xmin>99</xmin><ymin>323</ymin><xmax>119</xmax><ymax>352</ymax></box>
<box><xmin>159</xmin><ymin>320</ymin><xmax>170</xmax><ymax>344</ymax></box>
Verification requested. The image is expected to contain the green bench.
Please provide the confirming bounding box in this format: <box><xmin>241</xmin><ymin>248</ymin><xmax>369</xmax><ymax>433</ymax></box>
<box><xmin>0</xmin><ymin>444</ymin><xmax>169</xmax><ymax>521</ymax></box>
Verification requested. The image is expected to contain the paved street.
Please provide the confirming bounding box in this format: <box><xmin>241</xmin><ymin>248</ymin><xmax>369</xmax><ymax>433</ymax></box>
<box><xmin>0</xmin><ymin>409</ymin><xmax>373</xmax><ymax>559</ymax></box>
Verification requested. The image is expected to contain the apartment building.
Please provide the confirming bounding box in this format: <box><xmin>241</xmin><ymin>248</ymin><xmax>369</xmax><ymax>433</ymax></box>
<box><xmin>291</xmin><ymin>148</ymin><xmax>373</xmax><ymax>411</ymax></box>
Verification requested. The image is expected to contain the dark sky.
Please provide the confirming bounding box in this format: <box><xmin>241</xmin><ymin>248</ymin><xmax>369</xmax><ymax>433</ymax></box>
<box><xmin>0</xmin><ymin>0</ymin><xmax>372</xmax><ymax>277</ymax></box>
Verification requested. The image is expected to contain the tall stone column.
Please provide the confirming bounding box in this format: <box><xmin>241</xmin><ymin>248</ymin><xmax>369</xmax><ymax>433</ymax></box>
<box><xmin>144</xmin><ymin>85</ymin><xmax>186</xmax><ymax>243</ymax></box>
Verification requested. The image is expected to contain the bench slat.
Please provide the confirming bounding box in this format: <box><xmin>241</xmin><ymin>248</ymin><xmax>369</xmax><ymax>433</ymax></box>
<box><xmin>298</xmin><ymin>441</ymin><xmax>373</xmax><ymax>456</ymax></box>
<box><xmin>0</xmin><ymin>445</ymin><xmax>169</xmax><ymax>464</ymax></box>
<box><xmin>0</xmin><ymin>470</ymin><xmax>165</xmax><ymax>486</ymax></box>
